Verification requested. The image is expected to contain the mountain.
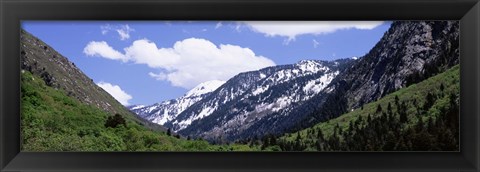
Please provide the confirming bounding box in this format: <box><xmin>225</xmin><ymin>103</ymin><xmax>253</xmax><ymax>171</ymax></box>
<box><xmin>130</xmin><ymin>80</ymin><xmax>225</xmax><ymax>125</ymax></box>
<box><xmin>168</xmin><ymin>59</ymin><xmax>354</xmax><ymax>141</ymax></box>
<box><xmin>128</xmin><ymin>21</ymin><xmax>459</xmax><ymax>143</ymax></box>
<box><xmin>176</xmin><ymin>21</ymin><xmax>459</xmax><ymax>142</ymax></box>
<box><xmin>294</xmin><ymin>21</ymin><xmax>459</xmax><ymax>129</ymax></box>
<box><xmin>20</xmin><ymin>29</ymin><xmax>165</xmax><ymax>132</ymax></box>
<box><xmin>20</xmin><ymin>29</ymin><xmax>258</xmax><ymax>151</ymax></box>
<box><xmin>275</xmin><ymin>65</ymin><xmax>459</xmax><ymax>151</ymax></box>
<box><xmin>21</xmin><ymin>69</ymin><xmax>258</xmax><ymax>151</ymax></box>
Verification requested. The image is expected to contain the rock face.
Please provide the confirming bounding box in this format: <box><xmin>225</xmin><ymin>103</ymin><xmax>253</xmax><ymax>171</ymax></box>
<box><xmin>20</xmin><ymin>29</ymin><xmax>166</xmax><ymax>132</ymax></box>
<box><xmin>295</xmin><ymin>21</ymin><xmax>459</xmax><ymax>129</ymax></box>
<box><xmin>346</xmin><ymin>21</ymin><xmax>458</xmax><ymax>107</ymax></box>
<box><xmin>21</xmin><ymin>29</ymin><xmax>121</xmax><ymax>114</ymax></box>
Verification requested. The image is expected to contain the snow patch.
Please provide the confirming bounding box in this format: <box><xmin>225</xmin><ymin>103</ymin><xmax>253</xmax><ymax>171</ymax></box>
<box><xmin>252</xmin><ymin>85</ymin><xmax>269</xmax><ymax>96</ymax></box>
<box><xmin>185</xmin><ymin>80</ymin><xmax>226</xmax><ymax>97</ymax></box>
<box><xmin>273</xmin><ymin>96</ymin><xmax>292</xmax><ymax>112</ymax></box>
<box><xmin>152</xmin><ymin>108</ymin><xmax>171</xmax><ymax>125</ymax></box>
<box><xmin>130</xmin><ymin>105</ymin><xmax>145</xmax><ymax>110</ymax></box>
<box><xmin>303</xmin><ymin>71</ymin><xmax>339</xmax><ymax>97</ymax></box>
<box><xmin>259</xmin><ymin>73</ymin><xmax>266</xmax><ymax>79</ymax></box>
<box><xmin>174</xmin><ymin>106</ymin><xmax>217</xmax><ymax>131</ymax></box>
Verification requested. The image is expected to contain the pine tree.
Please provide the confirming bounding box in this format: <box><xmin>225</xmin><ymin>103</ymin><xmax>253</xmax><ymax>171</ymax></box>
<box><xmin>167</xmin><ymin>128</ymin><xmax>171</xmax><ymax>136</ymax></box>
<box><xmin>399</xmin><ymin>109</ymin><xmax>408</xmax><ymax>123</ymax></box>
<box><xmin>376</xmin><ymin>104</ymin><xmax>383</xmax><ymax>113</ymax></box>
<box><xmin>387</xmin><ymin>102</ymin><xmax>392</xmax><ymax>114</ymax></box>
<box><xmin>270</xmin><ymin>135</ymin><xmax>277</xmax><ymax>146</ymax></box>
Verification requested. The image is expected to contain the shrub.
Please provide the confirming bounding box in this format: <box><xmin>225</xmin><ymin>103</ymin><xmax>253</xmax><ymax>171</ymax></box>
<box><xmin>105</xmin><ymin>114</ymin><xmax>127</xmax><ymax>128</ymax></box>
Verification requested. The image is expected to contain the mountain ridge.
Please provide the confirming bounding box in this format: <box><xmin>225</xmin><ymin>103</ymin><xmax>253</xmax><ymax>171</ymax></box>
<box><xmin>128</xmin><ymin>21</ymin><xmax>459</xmax><ymax>143</ymax></box>
<box><xmin>130</xmin><ymin>79</ymin><xmax>225</xmax><ymax>125</ymax></box>
<box><xmin>170</xmin><ymin>59</ymin><xmax>354</xmax><ymax>141</ymax></box>
<box><xmin>20</xmin><ymin>29</ymin><xmax>166</xmax><ymax>132</ymax></box>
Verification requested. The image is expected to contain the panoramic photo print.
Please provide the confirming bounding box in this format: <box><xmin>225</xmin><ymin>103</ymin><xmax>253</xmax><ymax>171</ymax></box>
<box><xmin>20</xmin><ymin>21</ymin><xmax>459</xmax><ymax>151</ymax></box>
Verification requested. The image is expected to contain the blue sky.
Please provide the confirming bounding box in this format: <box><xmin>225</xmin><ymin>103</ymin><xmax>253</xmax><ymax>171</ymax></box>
<box><xmin>22</xmin><ymin>21</ymin><xmax>391</xmax><ymax>106</ymax></box>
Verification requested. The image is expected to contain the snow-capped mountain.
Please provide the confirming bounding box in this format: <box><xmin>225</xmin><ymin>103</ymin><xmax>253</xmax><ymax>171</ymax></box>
<box><xmin>131</xmin><ymin>21</ymin><xmax>459</xmax><ymax>143</ymax></box>
<box><xmin>165</xmin><ymin>59</ymin><xmax>354</xmax><ymax>141</ymax></box>
<box><xmin>130</xmin><ymin>80</ymin><xmax>225</xmax><ymax>125</ymax></box>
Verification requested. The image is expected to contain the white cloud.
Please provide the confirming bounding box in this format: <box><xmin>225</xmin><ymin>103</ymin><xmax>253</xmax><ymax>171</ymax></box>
<box><xmin>116</xmin><ymin>25</ymin><xmax>134</xmax><ymax>40</ymax></box>
<box><xmin>84</xmin><ymin>38</ymin><xmax>275</xmax><ymax>89</ymax></box>
<box><xmin>97</xmin><ymin>82</ymin><xmax>133</xmax><ymax>106</ymax></box>
<box><xmin>100</xmin><ymin>24</ymin><xmax>112</xmax><ymax>35</ymax></box>
<box><xmin>313</xmin><ymin>39</ymin><xmax>320</xmax><ymax>48</ymax></box>
<box><xmin>215</xmin><ymin>22</ymin><xmax>222</xmax><ymax>29</ymax></box>
<box><xmin>148</xmin><ymin>72</ymin><xmax>168</xmax><ymax>80</ymax></box>
<box><xmin>235</xmin><ymin>25</ymin><xmax>242</xmax><ymax>32</ymax></box>
<box><xmin>243</xmin><ymin>21</ymin><xmax>384</xmax><ymax>42</ymax></box>
<box><xmin>129</xmin><ymin>38</ymin><xmax>275</xmax><ymax>88</ymax></box>
<box><xmin>83</xmin><ymin>41</ymin><xmax>128</xmax><ymax>62</ymax></box>
<box><xmin>100</xmin><ymin>24</ymin><xmax>135</xmax><ymax>41</ymax></box>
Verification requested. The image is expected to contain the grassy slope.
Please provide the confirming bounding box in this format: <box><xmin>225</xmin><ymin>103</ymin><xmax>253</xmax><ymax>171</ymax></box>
<box><xmin>281</xmin><ymin>65</ymin><xmax>459</xmax><ymax>144</ymax></box>
<box><xmin>21</xmin><ymin>71</ymin><xmax>255</xmax><ymax>151</ymax></box>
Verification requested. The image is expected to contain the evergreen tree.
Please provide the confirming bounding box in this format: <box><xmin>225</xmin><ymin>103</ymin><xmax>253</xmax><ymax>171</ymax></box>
<box><xmin>376</xmin><ymin>104</ymin><xmax>383</xmax><ymax>113</ymax></box>
<box><xmin>395</xmin><ymin>95</ymin><xmax>400</xmax><ymax>105</ymax></box>
<box><xmin>167</xmin><ymin>128</ymin><xmax>171</xmax><ymax>136</ymax></box>
<box><xmin>387</xmin><ymin>102</ymin><xmax>393</xmax><ymax>114</ymax></box>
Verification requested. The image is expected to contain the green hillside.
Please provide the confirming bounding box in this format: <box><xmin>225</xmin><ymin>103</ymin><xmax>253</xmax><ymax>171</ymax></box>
<box><xmin>20</xmin><ymin>29</ymin><xmax>167</xmax><ymax>133</ymax></box>
<box><xmin>21</xmin><ymin>63</ymin><xmax>459</xmax><ymax>152</ymax></box>
<box><xmin>267</xmin><ymin>65</ymin><xmax>460</xmax><ymax>151</ymax></box>
<box><xmin>21</xmin><ymin>70</ymin><xmax>255</xmax><ymax>151</ymax></box>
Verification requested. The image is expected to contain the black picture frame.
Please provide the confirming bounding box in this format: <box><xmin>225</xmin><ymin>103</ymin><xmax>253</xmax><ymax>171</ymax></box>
<box><xmin>1</xmin><ymin>0</ymin><xmax>479</xmax><ymax>171</ymax></box>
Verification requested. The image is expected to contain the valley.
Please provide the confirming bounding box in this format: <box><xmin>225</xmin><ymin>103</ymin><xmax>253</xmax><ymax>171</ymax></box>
<box><xmin>21</xmin><ymin>21</ymin><xmax>460</xmax><ymax>151</ymax></box>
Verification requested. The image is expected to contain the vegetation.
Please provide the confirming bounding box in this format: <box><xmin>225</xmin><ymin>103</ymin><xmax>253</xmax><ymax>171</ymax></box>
<box><xmin>21</xmin><ymin>64</ymin><xmax>459</xmax><ymax>151</ymax></box>
<box><xmin>257</xmin><ymin>65</ymin><xmax>460</xmax><ymax>151</ymax></box>
<box><xmin>104</xmin><ymin>114</ymin><xmax>127</xmax><ymax>128</ymax></box>
<box><xmin>21</xmin><ymin>70</ymin><xmax>257</xmax><ymax>151</ymax></box>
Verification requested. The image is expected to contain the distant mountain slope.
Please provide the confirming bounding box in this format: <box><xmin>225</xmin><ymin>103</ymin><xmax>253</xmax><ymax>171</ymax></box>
<box><xmin>294</xmin><ymin>21</ymin><xmax>459</xmax><ymax>129</ymax></box>
<box><xmin>172</xmin><ymin>59</ymin><xmax>354</xmax><ymax>141</ymax></box>
<box><xmin>130</xmin><ymin>80</ymin><xmax>225</xmax><ymax>125</ymax></box>
<box><xmin>20</xmin><ymin>29</ymin><xmax>165</xmax><ymax>132</ymax></box>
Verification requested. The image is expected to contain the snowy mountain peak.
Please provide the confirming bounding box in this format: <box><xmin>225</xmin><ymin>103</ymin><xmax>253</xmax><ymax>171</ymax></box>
<box><xmin>351</xmin><ymin>56</ymin><xmax>359</xmax><ymax>60</ymax></box>
<box><xmin>129</xmin><ymin>80</ymin><xmax>225</xmax><ymax>126</ymax></box>
<box><xmin>296</xmin><ymin>60</ymin><xmax>327</xmax><ymax>74</ymax></box>
<box><xmin>297</xmin><ymin>59</ymin><xmax>320</xmax><ymax>66</ymax></box>
<box><xmin>128</xmin><ymin>104</ymin><xmax>146</xmax><ymax>111</ymax></box>
<box><xmin>185</xmin><ymin>80</ymin><xmax>226</xmax><ymax>97</ymax></box>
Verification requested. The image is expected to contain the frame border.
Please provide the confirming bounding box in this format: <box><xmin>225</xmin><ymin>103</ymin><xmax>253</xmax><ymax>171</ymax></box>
<box><xmin>1</xmin><ymin>0</ymin><xmax>479</xmax><ymax>171</ymax></box>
